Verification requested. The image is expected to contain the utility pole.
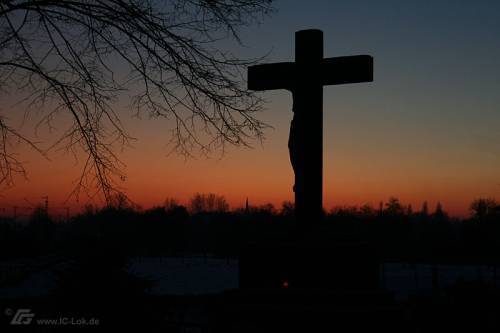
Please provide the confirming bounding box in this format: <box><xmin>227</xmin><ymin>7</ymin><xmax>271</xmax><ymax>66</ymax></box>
<box><xmin>42</xmin><ymin>196</ymin><xmax>49</xmax><ymax>216</ymax></box>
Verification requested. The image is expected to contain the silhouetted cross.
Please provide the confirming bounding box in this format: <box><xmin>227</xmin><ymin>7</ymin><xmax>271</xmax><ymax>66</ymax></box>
<box><xmin>248</xmin><ymin>29</ymin><xmax>373</xmax><ymax>225</ymax></box>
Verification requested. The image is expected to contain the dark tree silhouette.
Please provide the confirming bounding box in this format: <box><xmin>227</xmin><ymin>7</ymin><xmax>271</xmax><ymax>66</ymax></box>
<box><xmin>384</xmin><ymin>196</ymin><xmax>404</xmax><ymax>216</ymax></box>
<box><xmin>420</xmin><ymin>200</ymin><xmax>429</xmax><ymax>216</ymax></box>
<box><xmin>189</xmin><ymin>192</ymin><xmax>229</xmax><ymax>213</ymax></box>
<box><xmin>279</xmin><ymin>200</ymin><xmax>294</xmax><ymax>216</ymax></box>
<box><xmin>470</xmin><ymin>198</ymin><xmax>498</xmax><ymax>220</ymax></box>
<box><xmin>433</xmin><ymin>201</ymin><xmax>447</xmax><ymax>219</ymax></box>
<box><xmin>359</xmin><ymin>203</ymin><xmax>376</xmax><ymax>218</ymax></box>
<box><xmin>0</xmin><ymin>0</ymin><xmax>273</xmax><ymax>200</ymax></box>
<box><xmin>406</xmin><ymin>203</ymin><xmax>413</xmax><ymax>216</ymax></box>
<box><xmin>163</xmin><ymin>197</ymin><xmax>181</xmax><ymax>212</ymax></box>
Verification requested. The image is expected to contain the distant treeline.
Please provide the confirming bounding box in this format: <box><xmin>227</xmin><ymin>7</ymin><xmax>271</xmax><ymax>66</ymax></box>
<box><xmin>1</xmin><ymin>194</ymin><xmax>499</xmax><ymax>262</ymax></box>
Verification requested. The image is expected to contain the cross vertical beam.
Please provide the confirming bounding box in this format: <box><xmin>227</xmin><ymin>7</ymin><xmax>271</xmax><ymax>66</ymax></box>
<box><xmin>292</xmin><ymin>29</ymin><xmax>324</xmax><ymax>225</ymax></box>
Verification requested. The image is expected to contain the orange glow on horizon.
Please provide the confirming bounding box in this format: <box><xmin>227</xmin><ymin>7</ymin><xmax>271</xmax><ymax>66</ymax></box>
<box><xmin>0</xmin><ymin>97</ymin><xmax>497</xmax><ymax>220</ymax></box>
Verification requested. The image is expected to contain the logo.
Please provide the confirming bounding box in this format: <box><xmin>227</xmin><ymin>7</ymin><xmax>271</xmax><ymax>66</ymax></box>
<box><xmin>10</xmin><ymin>309</ymin><xmax>35</xmax><ymax>325</ymax></box>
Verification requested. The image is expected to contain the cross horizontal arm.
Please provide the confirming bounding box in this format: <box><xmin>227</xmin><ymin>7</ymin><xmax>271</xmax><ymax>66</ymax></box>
<box><xmin>248</xmin><ymin>55</ymin><xmax>373</xmax><ymax>92</ymax></box>
<box><xmin>321</xmin><ymin>55</ymin><xmax>373</xmax><ymax>86</ymax></box>
<box><xmin>248</xmin><ymin>62</ymin><xmax>295</xmax><ymax>91</ymax></box>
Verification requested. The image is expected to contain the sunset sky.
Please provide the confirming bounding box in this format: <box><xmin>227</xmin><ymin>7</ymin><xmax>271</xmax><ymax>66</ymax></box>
<box><xmin>2</xmin><ymin>0</ymin><xmax>500</xmax><ymax>218</ymax></box>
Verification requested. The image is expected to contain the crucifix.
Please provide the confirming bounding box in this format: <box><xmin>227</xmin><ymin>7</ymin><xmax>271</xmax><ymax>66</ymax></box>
<box><xmin>248</xmin><ymin>29</ymin><xmax>373</xmax><ymax>225</ymax></box>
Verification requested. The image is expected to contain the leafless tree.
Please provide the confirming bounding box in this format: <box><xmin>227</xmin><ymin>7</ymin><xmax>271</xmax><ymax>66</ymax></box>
<box><xmin>0</xmin><ymin>0</ymin><xmax>273</xmax><ymax>202</ymax></box>
<box><xmin>470</xmin><ymin>198</ymin><xmax>498</xmax><ymax>219</ymax></box>
<box><xmin>189</xmin><ymin>192</ymin><xmax>229</xmax><ymax>213</ymax></box>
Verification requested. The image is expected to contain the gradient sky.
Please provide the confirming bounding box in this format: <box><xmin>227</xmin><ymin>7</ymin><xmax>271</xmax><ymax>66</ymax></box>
<box><xmin>2</xmin><ymin>0</ymin><xmax>500</xmax><ymax>218</ymax></box>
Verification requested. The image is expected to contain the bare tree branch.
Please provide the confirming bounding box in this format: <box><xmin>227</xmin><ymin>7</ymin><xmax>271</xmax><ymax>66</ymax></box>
<box><xmin>0</xmin><ymin>0</ymin><xmax>273</xmax><ymax>202</ymax></box>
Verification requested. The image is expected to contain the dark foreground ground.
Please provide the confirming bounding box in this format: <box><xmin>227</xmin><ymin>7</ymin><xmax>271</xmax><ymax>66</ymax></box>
<box><xmin>1</xmin><ymin>245</ymin><xmax>500</xmax><ymax>333</ymax></box>
<box><xmin>2</xmin><ymin>205</ymin><xmax>500</xmax><ymax>331</ymax></box>
<box><xmin>1</xmin><ymin>283</ymin><xmax>500</xmax><ymax>332</ymax></box>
